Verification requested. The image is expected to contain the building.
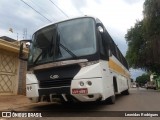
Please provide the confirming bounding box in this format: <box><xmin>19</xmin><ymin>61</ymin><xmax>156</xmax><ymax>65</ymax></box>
<box><xmin>0</xmin><ymin>37</ymin><xmax>28</xmax><ymax>95</ymax></box>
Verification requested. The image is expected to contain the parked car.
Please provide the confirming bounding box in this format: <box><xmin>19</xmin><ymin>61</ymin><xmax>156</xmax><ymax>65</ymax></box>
<box><xmin>146</xmin><ymin>81</ymin><xmax>156</xmax><ymax>90</ymax></box>
<box><xmin>132</xmin><ymin>84</ymin><xmax>137</xmax><ymax>88</ymax></box>
<box><xmin>131</xmin><ymin>82</ymin><xmax>137</xmax><ymax>88</ymax></box>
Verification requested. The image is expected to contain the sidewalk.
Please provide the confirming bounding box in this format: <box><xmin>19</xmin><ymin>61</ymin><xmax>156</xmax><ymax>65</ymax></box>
<box><xmin>0</xmin><ymin>95</ymin><xmax>31</xmax><ymax>111</ymax></box>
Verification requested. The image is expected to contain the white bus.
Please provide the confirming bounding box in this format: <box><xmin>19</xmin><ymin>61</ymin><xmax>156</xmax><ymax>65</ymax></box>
<box><xmin>22</xmin><ymin>16</ymin><xmax>130</xmax><ymax>104</ymax></box>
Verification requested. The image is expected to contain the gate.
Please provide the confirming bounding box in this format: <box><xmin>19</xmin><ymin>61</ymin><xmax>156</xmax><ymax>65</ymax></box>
<box><xmin>0</xmin><ymin>50</ymin><xmax>18</xmax><ymax>94</ymax></box>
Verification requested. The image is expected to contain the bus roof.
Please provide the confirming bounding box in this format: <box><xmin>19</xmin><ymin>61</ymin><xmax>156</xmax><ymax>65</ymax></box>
<box><xmin>34</xmin><ymin>16</ymin><xmax>97</xmax><ymax>35</ymax></box>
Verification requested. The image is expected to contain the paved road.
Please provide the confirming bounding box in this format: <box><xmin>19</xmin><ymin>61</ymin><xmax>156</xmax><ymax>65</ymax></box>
<box><xmin>2</xmin><ymin>88</ymin><xmax>160</xmax><ymax>120</ymax></box>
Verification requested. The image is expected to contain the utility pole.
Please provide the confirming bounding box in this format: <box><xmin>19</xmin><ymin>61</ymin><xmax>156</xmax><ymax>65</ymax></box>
<box><xmin>17</xmin><ymin>33</ymin><xmax>18</xmax><ymax>40</ymax></box>
<box><xmin>23</xmin><ymin>28</ymin><xmax>27</xmax><ymax>40</ymax></box>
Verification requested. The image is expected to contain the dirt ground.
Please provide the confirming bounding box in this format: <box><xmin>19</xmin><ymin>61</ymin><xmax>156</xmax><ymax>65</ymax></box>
<box><xmin>0</xmin><ymin>95</ymin><xmax>31</xmax><ymax>111</ymax></box>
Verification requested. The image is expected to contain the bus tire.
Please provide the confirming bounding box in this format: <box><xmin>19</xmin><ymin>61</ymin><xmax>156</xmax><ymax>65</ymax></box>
<box><xmin>121</xmin><ymin>89</ymin><xmax>129</xmax><ymax>95</ymax></box>
<box><xmin>108</xmin><ymin>94</ymin><xmax>116</xmax><ymax>104</ymax></box>
<box><xmin>101</xmin><ymin>94</ymin><xmax>115</xmax><ymax>105</ymax></box>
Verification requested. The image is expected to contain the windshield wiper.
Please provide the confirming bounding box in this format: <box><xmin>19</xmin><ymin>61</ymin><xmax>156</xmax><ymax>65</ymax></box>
<box><xmin>57</xmin><ymin>33</ymin><xmax>77</xmax><ymax>59</ymax></box>
<box><xmin>33</xmin><ymin>30</ymin><xmax>77</xmax><ymax>65</ymax></box>
<box><xmin>33</xmin><ymin>50</ymin><xmax>46</xmax><ymax>64</ymax></box>
<box><xmin>59</xmin><ymin>43</ymin><xmax>77</xmax><ymax>58</ymax></box>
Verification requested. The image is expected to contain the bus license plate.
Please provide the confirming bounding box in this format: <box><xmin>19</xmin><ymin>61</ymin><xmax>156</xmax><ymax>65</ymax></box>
<box><xmin>72</xmin><ymin>88</ymin><xmax>88</xmax><ymax>94</ymax></box>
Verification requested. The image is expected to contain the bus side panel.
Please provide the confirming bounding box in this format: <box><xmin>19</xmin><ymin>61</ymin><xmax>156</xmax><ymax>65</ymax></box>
<box><xmin>108</xmin><ymin>56</ymin><xmax>130</xmax><ymax>94</ymax></box>
<box><xmin>117</xmin><ymin>75</ymin><xmax>129</xmax><ymax>93</ymax></box>
<box><xmin>71</xmin><ymin>61</ymin><xmax>116</xmax><ymax>101</ymax></box>
<box><xmin>99</xmin><ymin>60</ymin><xmax>115</xmax><ymax>100</ymax></box>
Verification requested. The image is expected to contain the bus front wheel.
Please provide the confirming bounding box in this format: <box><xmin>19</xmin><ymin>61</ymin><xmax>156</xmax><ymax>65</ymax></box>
<box><xmin>102</xmin><ymin>94</ymin><xmax>116</xmax><ymax>105</ymax></box>
<box><xmin>107</xmin><ymin>94</ymin><xmax>116</xmax><ymax>104</ymax></box>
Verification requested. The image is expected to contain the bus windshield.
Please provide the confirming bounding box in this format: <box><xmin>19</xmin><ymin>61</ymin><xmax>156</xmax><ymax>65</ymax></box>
<box><xmin>28</xmin><ymin>18</ymin><xmax>97</xmax><ymax>66</ymax></box>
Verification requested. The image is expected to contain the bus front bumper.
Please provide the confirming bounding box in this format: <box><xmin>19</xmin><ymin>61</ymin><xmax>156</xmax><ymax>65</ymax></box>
<box><xmin>27</xmin><ymin>78</ymin><xmax>104</xmax><ymax>102</ymax></box>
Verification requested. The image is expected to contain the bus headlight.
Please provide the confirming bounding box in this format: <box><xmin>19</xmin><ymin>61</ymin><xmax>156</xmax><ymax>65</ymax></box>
<box><xmin>79</xmin><ymin>81</ymin><xmax>84</xmax><ymax>86</ymax></box>
<box><xmin>27</xmin><ymin>86</ymin><xmax>29</xmax><ymax>91</ymax></box>
<box><xmin>87</xmin><ymin>81</ymin><xmax>92</xmax><ymax>86</ymax></box>
<box><xmin>27</xmin><ymin>85</ymin><xmax>33</xmax><ymax>91</ymax></box>
<box><xmin>30</xmin><ymin>86</ymin><xmax>33</xmax><ymax>91</ymax></box>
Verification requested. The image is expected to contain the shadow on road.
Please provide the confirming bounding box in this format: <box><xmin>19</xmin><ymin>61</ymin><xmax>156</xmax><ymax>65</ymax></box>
<box><xmin>29</xmin><ymin>93</ymin><xmax>126</xmax><ymax>111</ymax></box>
<box><xmin>20</xmin><ymin>94</ymin><xmax>129</xmax><ymax>117</ymax></box>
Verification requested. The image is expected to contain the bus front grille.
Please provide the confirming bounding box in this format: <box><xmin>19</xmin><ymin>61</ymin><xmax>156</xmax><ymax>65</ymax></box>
<box><xmin>39</xmin><ymin>79</ymin><xmax>72</xmax><ymax>88</ymax></box>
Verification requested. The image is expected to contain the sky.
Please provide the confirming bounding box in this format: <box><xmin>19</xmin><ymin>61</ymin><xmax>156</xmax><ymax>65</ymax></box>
<box><xmin>0</xmin><ymin>0</ymin><xmax>145</xmax><ymax>79</ymax></box>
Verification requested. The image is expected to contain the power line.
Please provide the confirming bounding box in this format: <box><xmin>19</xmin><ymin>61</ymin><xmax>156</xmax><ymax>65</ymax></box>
<box><xmin>49</xmin><ymin>0</ymin><xmax>69</xmax><ymax>18</ymax></box>
<box><xmin>20</xmin><ymin>0</ymin><xmax>52</xmax><ymax>23</ymax></box>
<box><xmin>29</xmin><ymin>0</ymin><xmax>57</xmax><ymax>21</ymax></box>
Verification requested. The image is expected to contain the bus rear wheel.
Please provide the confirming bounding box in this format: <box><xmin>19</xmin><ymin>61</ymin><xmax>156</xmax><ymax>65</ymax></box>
<box><xmin>121</xmin><ymin>89</ymin><xmax>129</xmax><ymax>95</ymax></box>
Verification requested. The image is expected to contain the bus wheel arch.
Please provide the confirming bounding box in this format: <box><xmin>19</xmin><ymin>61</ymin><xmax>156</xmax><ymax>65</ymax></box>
<box><xmin>121</xmin><ymin>78</ymin><xmax>130</xmax><ymax>95</ymax></box>
<box><xmin>113</xmin><ymin>76</ymin><xmax>118</xmax><ymax>93</ymax></box>
<box><xmin>107</xmin><ymin>76</ymin><xmax>117</xmax><ymax>104</ymax></box>
<box><xmin>102</xmin><ymin>76</ymin><xmax>117</xmax><ymax>104</ymax></box>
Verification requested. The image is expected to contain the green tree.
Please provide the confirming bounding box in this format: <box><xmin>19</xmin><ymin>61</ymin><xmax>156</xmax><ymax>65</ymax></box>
<box><xmin>125</xmin><ymin>21</ymin><xmax>145</xmax><ymax>69</ymax></box>
<box><xmin>125</xmin><ymin>0</ymin><xmax>160</xmax><ymax>73</ymax></box>
<box><xmin>136</xmin><ymin>73</ymin><xmax>150</xmax><ymax>86</ymax></box>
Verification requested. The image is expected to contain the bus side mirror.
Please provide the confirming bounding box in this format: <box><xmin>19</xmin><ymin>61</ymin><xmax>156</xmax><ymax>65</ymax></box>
<box><xmin>96</xmin><ymin>23</ymin><xmax>104</xmax><ymax>33</ymax></box>
<box><xmin>19</xmin><ymin>40</ymin><xmax>32</xmax><ymax>61</ymax></box>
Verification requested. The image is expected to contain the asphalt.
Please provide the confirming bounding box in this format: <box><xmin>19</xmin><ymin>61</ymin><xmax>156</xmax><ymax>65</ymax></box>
<box><xmin>1</xmin><ymin>88</ymin><xmax>160</xmax><ymax>120</ymax></box>
<box><xmin>0</xmin><ymin>88</ymin><xmax>156</xmax><ymax>111</ymax></box>
<box><xmin>0</xmin><ymin>88</ymin><xmax>159</xmax><ymax>111</ymax></box>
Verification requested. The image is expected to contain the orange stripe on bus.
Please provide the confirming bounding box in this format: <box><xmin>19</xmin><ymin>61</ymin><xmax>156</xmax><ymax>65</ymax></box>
<box><xmin>108</xmin><ymin>59</ymin><xmax>130</xmax><ymax>78</ymax></box>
